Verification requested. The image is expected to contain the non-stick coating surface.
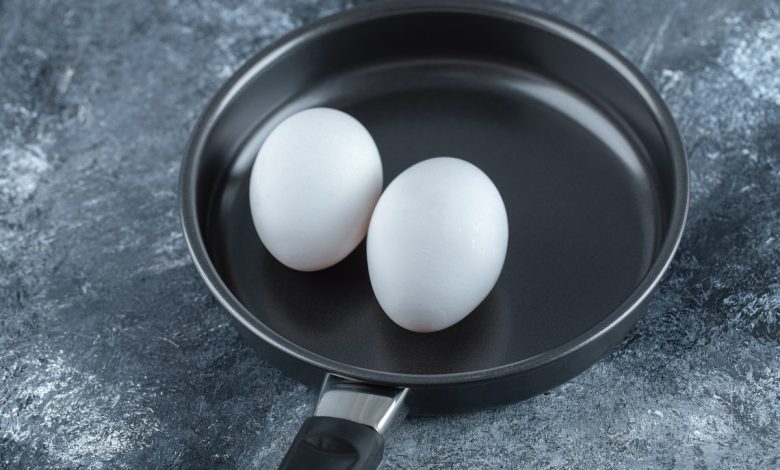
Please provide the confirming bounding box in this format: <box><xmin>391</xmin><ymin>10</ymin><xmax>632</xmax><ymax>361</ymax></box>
<box><xmin>181</xmin><ymin>2</ymin><xmax>687</xmax><ymax>399</ymax></box>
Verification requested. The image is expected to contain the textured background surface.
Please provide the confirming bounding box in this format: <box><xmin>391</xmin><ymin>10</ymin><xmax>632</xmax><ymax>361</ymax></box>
<box><xmin>1</xmin><ymin>0</ymin><xmax>779</xmax><ymax>468</ymax></box>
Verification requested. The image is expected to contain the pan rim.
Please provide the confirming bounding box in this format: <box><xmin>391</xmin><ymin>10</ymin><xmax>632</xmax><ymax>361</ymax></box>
<box><xmin>178</xmin><ymin>0</ymin><xmax>689</xmax><ymax>387</ymax></box>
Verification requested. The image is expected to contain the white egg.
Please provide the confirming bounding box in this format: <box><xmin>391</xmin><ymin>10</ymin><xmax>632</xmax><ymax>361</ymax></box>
<box><xmin>249</xmin><ymin>108</ymin><xmax>383</xmax><ymax>271</ymax></box>
<box><xmin>367</xmin><ymin>157</ymin><xmax>509</xmax><ymax>333</ymax></box>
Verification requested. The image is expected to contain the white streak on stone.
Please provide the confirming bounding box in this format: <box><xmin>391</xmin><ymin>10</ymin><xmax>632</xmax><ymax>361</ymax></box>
<box><xmin>0</xmin><ymin>144</ymin><xmax>50</xmax><ymax>211</ymax></box>
<box><xmin>725</xmin><ymin>20</ymin><xmax>780</xmax><ymax>106</ymax></box>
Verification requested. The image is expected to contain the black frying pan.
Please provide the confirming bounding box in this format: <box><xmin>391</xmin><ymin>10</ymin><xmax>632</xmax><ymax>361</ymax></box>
<box><xmin>179</xmin><ymin>1</ymin><xmax>689</xmax><ymax>468</ymax></box>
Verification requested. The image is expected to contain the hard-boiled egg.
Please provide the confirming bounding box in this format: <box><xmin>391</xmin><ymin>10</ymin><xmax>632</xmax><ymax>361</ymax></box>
<box><xmin>367</xmin><ymin>157</ymin><xmax>508</xmax><ymax>333</ymax></box>
<box><xmin>249</xmin><ymin>108</ymin><xmax>383</xmax><ymax>271</ymax></box>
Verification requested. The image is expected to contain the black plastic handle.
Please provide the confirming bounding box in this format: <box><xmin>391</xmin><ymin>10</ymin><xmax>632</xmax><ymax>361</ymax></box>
<box><xmin>278</xmin><ymin>416</ymin><xmax>385</xmax><ymax>470</ymax></box>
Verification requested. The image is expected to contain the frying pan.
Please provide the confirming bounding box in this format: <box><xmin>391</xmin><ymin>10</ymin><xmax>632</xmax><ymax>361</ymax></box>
<box><xmin>179</xmin><ymin>1</ymin><xmax>689</xmax><ymax>468</ymax></box>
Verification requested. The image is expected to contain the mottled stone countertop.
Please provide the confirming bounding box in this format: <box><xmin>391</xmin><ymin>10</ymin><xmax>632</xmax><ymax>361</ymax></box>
<box><xmin>1</xmin><ymin>0</ymin><xmax>779</xmax><ymax>468</ymax></box>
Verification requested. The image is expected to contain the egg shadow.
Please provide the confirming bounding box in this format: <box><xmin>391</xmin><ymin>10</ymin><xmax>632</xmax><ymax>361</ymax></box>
<box><xmin>373</xmin><ymin>285</ymin><xmax>513</xmax><ymax>374</ymax></box>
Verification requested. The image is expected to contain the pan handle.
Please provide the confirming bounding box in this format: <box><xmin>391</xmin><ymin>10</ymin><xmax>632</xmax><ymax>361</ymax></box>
<box><xmin>279</xmin><ymin>374</ymin><xmax>408</xmax><ymax>470</ymax></box>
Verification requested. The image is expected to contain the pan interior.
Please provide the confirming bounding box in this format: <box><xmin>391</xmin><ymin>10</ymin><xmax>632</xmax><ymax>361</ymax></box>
<box><xmin>199</xmin><ymin>11</ymin><xmax>670</xmax><ymax>375</ymax></box>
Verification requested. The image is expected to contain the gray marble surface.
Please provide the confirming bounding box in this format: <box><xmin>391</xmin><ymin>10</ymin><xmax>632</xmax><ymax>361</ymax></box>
<box><xmin>1</xmin><ymin>0</ymin><xmax>779</xmax><ymax>468</ymax></box>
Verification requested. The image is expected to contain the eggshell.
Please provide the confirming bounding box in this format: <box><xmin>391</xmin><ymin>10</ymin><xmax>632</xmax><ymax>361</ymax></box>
<box><xmin>367</xmin><ymin>157</ymin><xmax>509</xmax><ymax>333</ymax></box>
<box><xmin>249</xmin><ymin>108</ymin><xmax>382</xmax><ymax>271</ymax></box>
